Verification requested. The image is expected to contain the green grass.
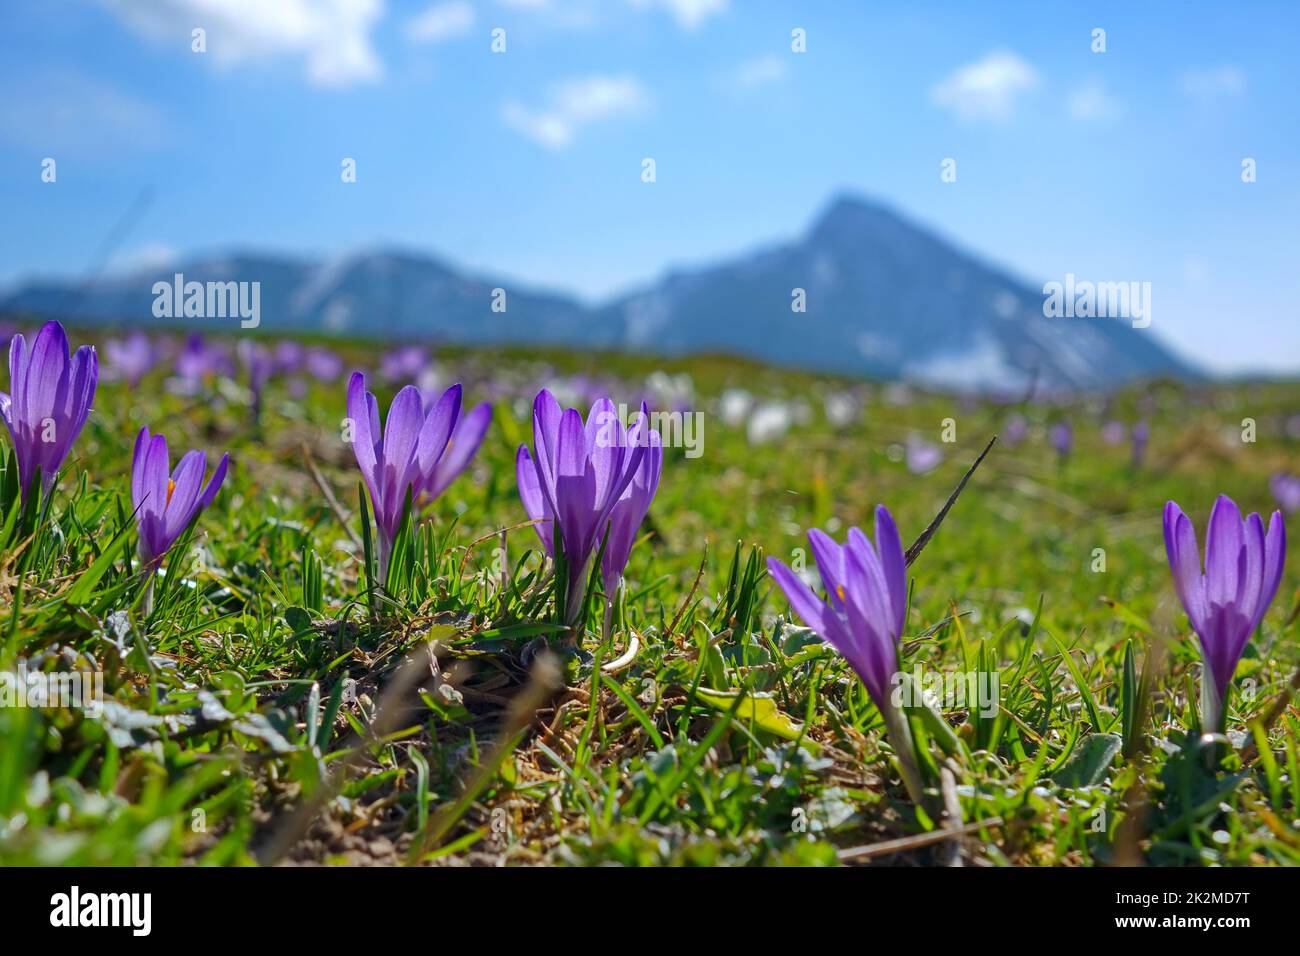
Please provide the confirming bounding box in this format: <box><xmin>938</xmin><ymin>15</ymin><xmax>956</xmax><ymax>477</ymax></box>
<box><xmin>2</xmin><ymin>336</ymin><xmax>1298</xmax><ymax>866</ymax></box>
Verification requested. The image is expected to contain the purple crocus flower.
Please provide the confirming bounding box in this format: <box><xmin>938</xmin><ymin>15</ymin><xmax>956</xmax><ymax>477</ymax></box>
<box><xmin>1163</xmin><ymin>496</ymin><xmax>1286</xmax><ymax>732</ymax></box>
<box><xmin>1271</xmin><ymin>474</ymin><xmax>1300</xmax><ymax>515</ymax></box>
<box><xmin>273</xmin><ymin>340</ymin><xmax>305</xmax><ymax>375</ymax></box>
<box><xmin>380</xmin><ymin>345</ymin><xmax>428</xmax><ymax>384</ymax></box>
<box><xmin>516</xmin><ymin>390</ymin><xmax>648</xmax><ymax>626</ymax></box>
<box><xmin>347</xmin><ymin>372</ymin><xmax>491</xmax><ymax>579</ymax></box>
<box><xmin>304</xmin><ymin>347</ymin><xmax>343</xmax><ymax>383</ymax></box>
<box><xmin>1049</xmin><ymin>421</ymin><xmax>1073</xmax><ymax>460</ymax></box>
<box><xmin>103</xmin><ymin>332</ymin><xmax>158</xmax><ymax>387</ymax></box>
<box><xmin>174</xmin><ymin>334</ymin><xmax>233</xmax><ymax>384</ymax></box>
<box><xmin>131</xmin><ymin>427</ymin><xmax>229</xmax><ymax>569</ymax></box>
<box><xmin>905</xmin><ymin>436</ymin><xmax>942</xmax><ymax>475</ymax></box>
<box><xmin>1002</xmin><ymin>413</ymin><xmax>1029</xmax><ymax>447</ymax></box>
<box><xmin>1101</xmin><ymin>421</ymin><xmax>1125</xmax><ymax>446</ymax></box>
<box><xmin>0</xmin><ymin>320</ymin><xmax>98</xmax><ymax>501</ymax></box>
<box><xmin>1131</xmin><ymin>421</ymin><xmax>1150</xmax><ymax>469</ymax></box>
<box><xmin>766</xmin><ymin>507</ymin><xmax>924</xmax><ymax>802</ymax></box>
<box><xmin>238</xmin><ymin>341</ymin><xmax>274</xmax><ymax>422</ymax></box>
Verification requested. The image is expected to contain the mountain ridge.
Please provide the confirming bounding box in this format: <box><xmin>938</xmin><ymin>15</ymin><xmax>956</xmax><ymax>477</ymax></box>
<box><xmin>0</xmin><ymin>194</ymin><xmax>1199</xmax><ymax>391</ymax></box>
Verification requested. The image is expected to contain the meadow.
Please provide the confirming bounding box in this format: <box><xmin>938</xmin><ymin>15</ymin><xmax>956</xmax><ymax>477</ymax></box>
<box><xmin>1</xmin><ymin>324</ymin><xmax>1298</xmax><ymax>866</ymax></box>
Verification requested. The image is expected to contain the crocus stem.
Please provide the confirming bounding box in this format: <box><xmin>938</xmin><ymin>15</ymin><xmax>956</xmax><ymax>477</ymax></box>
<box><xmin>1200</xmin><ymin>671</ymin><xmax>1226</xmax><ymax>770</ymax></box>
<box><xmin>602</xmin><ymin>598</ymin><xmax>615</xmax><ymax>646</ymax></box>
<box><xmin>142</xmin><ymin>575</ymin><xmax>156</xmax><ymax>617</ymax></box>
<box><xmin>1200</xmin><ymin>671</ymin><xmax>1224</xmax><ymax>737</ymax></box>
<box><xmin>601</xmin><ymin>577</ymin><xmax>624</xmax><ymax>646</ymax></box>
<box><xmin>562</xmin><ymin>560</ymin><xmax>590</xmax><ymax>633</ymax></box>
<box><xmin>376</xmin><ymin>538</ymin><xmax>392</xmax><ymax>590</ymax></box>
<box><xmin>882</xmin><ymin>703</ymin><xmax>927</xmax><ymax>805</ymax></box>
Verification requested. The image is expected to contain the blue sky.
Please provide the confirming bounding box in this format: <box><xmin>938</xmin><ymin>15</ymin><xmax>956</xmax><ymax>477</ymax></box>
<box><xmin>1</xmin><ymin>0</ymin><xmax>1297</xmax><ymax>373</ymax></box>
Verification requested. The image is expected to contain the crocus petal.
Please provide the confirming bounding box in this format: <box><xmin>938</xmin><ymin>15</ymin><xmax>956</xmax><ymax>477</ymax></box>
<box><xmin>131</xmin><ymin>427</ymin><xmax>152</xmax><ymax>514</ymax></box>
<box><xmin>585</xmin><ymin>397</ymin><xmax>624</xmax><ymax>507</ymax></box>
<box><xmin>424</xmin><ymin>401</ymin><xmax>491</xmax><ymax>501</ymax></box>
<box><xmin>132</xmin><ymin>431</ymin><xmax>171</xmax><ymax>563</ymax></box>
<box><xmin>846</xmin><ymin>527</ymin><xmax>892</xmax><ymax>632</ymax></box>
<box><xmin>1204</xmin><ymin>494</ymin><xmax>1244</xmax><ymax>608</ymax></box>
<box><xmin>554</xmin><ymin>407</ymin><xmax>598</xmax><ymax>557</ymax></box>
<box><xmin>873</xmin><ymin>505</ymin><xmax>908</xmax><ymax>638</ymax></box>
<box><xmin>413</xmin><ymin>384</ymin><xmax>460</xmax><ymax>482</ymax></box>
<box><xmin>61</xmin><ymin>345</ymin><xmax>97</xmax><ymax>448</ymax></box>
<box><xmin>143</xmin><ymin>433</ymin><xmax>171</xmax><ymax>519</ymax></box>
<box><xmin>766</xmin><ymin>556</ymin><xmax>828</xmax><ymax>637</ymax></box>
<box><xmin>377</xmin><ymin>385</ymin><xmax>424</xmax><ymax>524</ymax></box>
<box><xmin>139</xmin><ymin>513</ymin><xmax>166</xmax><ymax>565</ymax></box>
<box><xmin>585</xmin><ymin>397</ymin><xmax>621</xmax><ymax>453</ymax></box>
<box><xmin>381</xmin><ymin>386</ymin><xmax>424</xmax><ymax>475</ymax></box>
<box><xmin>23</xmin><ymin>321</ymin><xmax>69</xmax><ymax>420</ymax></box>
<box><xmin>163</xmin><ymin>450</ymin><xmax>207</xmax><ymax>541</ymax></box>
<box><xmin>807</xmin><ymin>528</ymin><xmax>846</xmax><ymax>607</ymax></box>
<box><xmin>1163</xmin><ymin>501</ymin><xmax>1207</xmax><ymax>632</ymax></box>
<box><xmin>594</xmin><ymin>438</ymin><xmax>644</xmax><ymax>536</ymax></box>
<box><xmin>640</xmin><ymin>427</ymin><xmax>663</xmax><ymax>504</ymax></box>
<box><xmin>1252</xmin><ymin>511</ymin><xmax>1286</xmax><ymax>634</ymax></box>
<box><xmin>1235</xmin><ymin>511</ymin><xmax>1266</xmax><ymax>626</ymax></box>
<box><xmin>347</xmin><ymin>372</ymin><xmax>380</xmax><ymax>486</ymax></box>
<box><xmin>517</xmin><ymin>444</ymin><xmax>554</xmax><ymax>553</ymax></box>
<box><xmin>73</xmin><ymin>344</ymin><xmax>99</xmax><ymax>459</ymax></box>
<box><xmin>8</xmin><ymin>333</ymin><xmax>28</xmax><ymax>404</ymax></box>
<box><xmin>197</xmin><ymin>453</ymin><xmax>230</xmax><ymax>513</ymax></box>
<box><xmin>531</xmin><ymin>388</ymin><xmax>563</xmax><ymax>489</ymax></box>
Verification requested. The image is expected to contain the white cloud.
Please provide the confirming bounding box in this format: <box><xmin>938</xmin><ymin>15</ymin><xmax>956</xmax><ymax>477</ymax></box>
<box><xmin>114</xmin><ymin>243</ymin><xmax>179</xmax><ymax>273</ymax></box>
<box><xmin>490</xmin><ymin>0</ymin><xmax>722</xmax><ymax>32</ymax></box>
<box><xmin>1068</xmin><ymin>80</ymin><xmax>1123</xmax><ymax>121</ymax></box>
<box><xmin>0</xmin><ymin>69</ymin><xmax>166</xmax><ymax>153</ymax></box>
<box><xmin>406</xmin><ymin>1</ymin><xmax>474</xmax><ymax>43</ymax></box>
<box><xmin>1179</xmin><ymin>65</ymin><xmax>1246</xmax><ymax>98</ymax></box>
<box><xmin>629</xmin><ymin>0</ymin><xmax>727</xmax><ymax>30</ymax></box>
<box><xmin>102</xmin><ymin>0</ymin><xmax>385</xmax><ymax>88</ymax></box>
<box><xmin>502</xmin><ymin>74</ymin><xmax>650</xmax><ymax>149</ymax></box>
<box><xmin>931</xmin><ymin>51</ymin><xmax>1038</xmax><ymax>123</ymax></box>
<box><xmin>717</xmin><ymin>54</ymin><xmax>788</xmax><ymax>94</ymax></box>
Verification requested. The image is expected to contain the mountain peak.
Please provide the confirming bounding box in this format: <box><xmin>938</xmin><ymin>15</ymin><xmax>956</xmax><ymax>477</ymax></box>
<box><xmin>809</xmin><ymin>193</ymin><xmax>911</xmax><ymax>245</ymax></box>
